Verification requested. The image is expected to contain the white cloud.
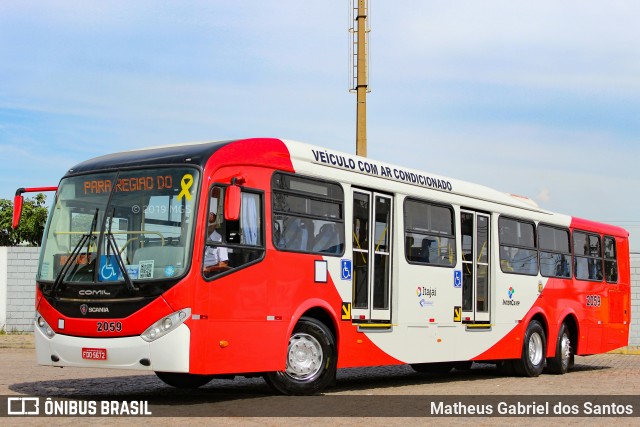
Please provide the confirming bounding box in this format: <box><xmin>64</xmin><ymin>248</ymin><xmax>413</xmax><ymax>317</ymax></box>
<box><xmin>536</xmin><ymin>188</ymin><xmax>551</xmax><ymax>204</ymax></box>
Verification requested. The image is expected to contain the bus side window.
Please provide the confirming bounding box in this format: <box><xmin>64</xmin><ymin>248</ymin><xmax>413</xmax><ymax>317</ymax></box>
<box><xmin>271</xmin><ymin>173</ymin><xmax>345</xmax><ymax>256</ymax></box>
<box><xmin>538</xmin><ymin>224</ymin><xmax>571</xmax><ymax>279</ymax></box>
<box><xmin>203</xmin><ymin>185</ymin><xmax>264</xmax><ymax>278</ymax></box>
<box><xmin>604</xmin><ymin>236</ymin><xmax>618</xmax><ymax>283</ymax></box>
<box><xmin>403</xmin><ymin>199</ymin><xmax>456</xmax><ymax>267</ymax></box>
<box><xmin>573</xmin><ymin>231</ymin><xmax>603</xmax><ymax>281</ymax></box>
<box><xmin>498</xmin><ymin>217</ymin><xmax>538</xmax><ymax>275</ymax></box>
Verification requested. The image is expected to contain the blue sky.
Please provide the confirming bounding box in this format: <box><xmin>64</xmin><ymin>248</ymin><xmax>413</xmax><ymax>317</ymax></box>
<box><xmin>1</xmin><ymin>1</ymin><xmax>639</xmax><ymax>252</ymax></box>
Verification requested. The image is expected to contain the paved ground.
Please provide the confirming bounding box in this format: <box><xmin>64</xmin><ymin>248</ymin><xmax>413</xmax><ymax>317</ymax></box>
<box><xmin>1</xmin><ymin>334</ymin><xmax>639</xmax><ymax>426</ymax></box>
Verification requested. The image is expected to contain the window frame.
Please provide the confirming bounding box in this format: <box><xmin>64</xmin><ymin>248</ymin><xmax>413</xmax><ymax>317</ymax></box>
<box><xmin>603</xmin><ymin>235</ymin><xmax>618</xmax><ymax>284</ymax></box>
<box><xmin>403</xmin><ymin>197</ymin><xmax>457</xmax><ymax>268</ymax></box>
<box><xmin>498</xmin><ymin>215</ymin><xmax>539</xmax><ymax>276</ymax></box>
<box><xmin>38</xmin><ymin>166</ymin><xmax>203</xmax><ymax>287</ymax></box>
<box><xmin>572</xmin><ymin>230</ymin><xmax>603</xmax><ymax>282</ymax></box>
<box><xmin>538</xmin><ymin>223</ymin><xmax>572</xmax><ymax>279</ymax></box>
<box><xmin>202</xmin><ymin>183</ymin><xmax>266</xmax><ymax>281</ymax></box>
<box><xmin>271</xmin><ymin>172</ymin><xmax>345</xmax><ymax>256</ymax></box>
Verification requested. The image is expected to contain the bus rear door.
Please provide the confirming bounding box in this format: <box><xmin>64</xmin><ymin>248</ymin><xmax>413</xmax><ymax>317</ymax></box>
<box><xmin>461</xmin><ymin>210</ymin><xmax>491</xmax><ymax>324</ymax></box>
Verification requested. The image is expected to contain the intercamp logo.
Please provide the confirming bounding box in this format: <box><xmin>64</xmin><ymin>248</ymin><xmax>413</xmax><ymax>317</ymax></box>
<box><xmin>503</xmin><ymin>286</ymin><xmax>520</xmax><ymax>306</ymax></box>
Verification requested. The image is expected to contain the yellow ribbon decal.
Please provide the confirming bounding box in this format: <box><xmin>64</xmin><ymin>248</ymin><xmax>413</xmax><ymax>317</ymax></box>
<box><xmin>177</xmin><ymin>174</ymin><xmax>194</xmax><ymax>201</ymax></box>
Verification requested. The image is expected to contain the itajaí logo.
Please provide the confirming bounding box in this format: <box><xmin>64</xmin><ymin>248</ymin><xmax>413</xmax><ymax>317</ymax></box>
<box><xmin>503</xmin><ymin>286</ymin><xmax>520</xmax><ymax>306</ymax></box>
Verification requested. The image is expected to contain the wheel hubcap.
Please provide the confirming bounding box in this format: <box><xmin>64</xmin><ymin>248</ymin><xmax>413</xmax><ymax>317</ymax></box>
<box><xmin>528</xmin><ymin>332</ymin><xmax>544</xmax><ymax>366</ymax></box>
<box><xmin>286</xmin><ymin>333</ymin><xmax>323</xmax><ymax>380</ymax></box>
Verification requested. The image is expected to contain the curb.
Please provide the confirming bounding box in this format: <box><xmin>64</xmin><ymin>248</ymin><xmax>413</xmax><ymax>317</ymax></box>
<box><xmin>608</xmin><ymin>346</ymin><xmax>640</xmax><ymax>355</ymax></box>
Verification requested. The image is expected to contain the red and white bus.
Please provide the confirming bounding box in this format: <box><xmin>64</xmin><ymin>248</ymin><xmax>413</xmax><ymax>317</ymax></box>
<box><xmin>21</xmin><ymin>138</ymin><xmax>630</xmax><ymax>394</ymax></box>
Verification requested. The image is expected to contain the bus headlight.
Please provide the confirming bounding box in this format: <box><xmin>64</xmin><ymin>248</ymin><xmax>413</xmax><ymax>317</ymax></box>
<box><xmin>141</xmin><ymin>308</ymin><xmax>191</xmax><ymax>342</ymax></box>
<box><xmin>35</xmin><ymin>313</ymin><xmax>55</xmax><ymax>339</ymax></box>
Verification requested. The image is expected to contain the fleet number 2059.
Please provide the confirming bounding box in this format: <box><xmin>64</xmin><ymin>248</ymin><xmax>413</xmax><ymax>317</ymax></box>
<box><xmin>586</xmin><ymin>295</ymin><xmax>601</xmax><ymax>307</ymax></box>
<box><xmin>97</xmin><ymin>321</ymin><xmax>122</xmax><ymax>332</ymax></box>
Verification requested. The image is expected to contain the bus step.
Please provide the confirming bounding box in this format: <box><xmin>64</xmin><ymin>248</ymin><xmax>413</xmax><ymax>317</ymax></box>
<box><xmin>464</xmin><ymin>323</ymin><xmax>492</xmax><ymax>331</ymax></box>
<box><xmin>356</xmin><ymin>323</ymin><xmax>393</xmax><ymax>332</ymax></box>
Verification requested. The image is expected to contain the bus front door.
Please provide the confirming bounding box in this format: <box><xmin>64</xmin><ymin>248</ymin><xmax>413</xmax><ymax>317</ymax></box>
<box><xmin>461</xmin><ymin>210</ymin><xmax>491</xmax><ymax>324</ymax></box>
<box><xmin>351</xmin><ymin>189</ymin><xmax>393</xmax><ymax>323</ymax></box>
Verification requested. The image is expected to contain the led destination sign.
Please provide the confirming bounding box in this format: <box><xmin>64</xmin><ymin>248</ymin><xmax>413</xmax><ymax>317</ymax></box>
<box><xmin>82</xmin><ymin>175</ymin><xmax>176</xmax><ymax>195</ymax></box>
<box><xmin>77</xmin><ymin>172</ymin><xmax>194</xmax><ymax>200</ymax></box>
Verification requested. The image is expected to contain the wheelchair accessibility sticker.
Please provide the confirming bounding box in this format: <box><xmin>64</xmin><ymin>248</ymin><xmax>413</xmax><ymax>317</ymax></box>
<box><xmin>341</xmin><ymin>259</ymin><xmax>352</xmax><ymax>280</ymax></box>
<box><xmin>99</xmin><ymin>255</ymin><xmax>121</xmax><ymax>282</ymax></box>
<box><xmin>454</xmin><ymin>270</ymin><xmax>462</xmax><ymax>288</ymax></box>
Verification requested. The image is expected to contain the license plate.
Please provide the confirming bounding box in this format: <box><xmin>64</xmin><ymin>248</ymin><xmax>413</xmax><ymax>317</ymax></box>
<box><xmin>82</xmin><ymin>348</ymin><xmax>107</xmax><ymax>360</ymax></box>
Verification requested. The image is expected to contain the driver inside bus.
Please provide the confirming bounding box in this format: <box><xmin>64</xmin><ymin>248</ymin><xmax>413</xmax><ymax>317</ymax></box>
<box><xmin>203</xmin><ymin>212</ymin><xmax>229</xmax><ymax>274</ymax></box>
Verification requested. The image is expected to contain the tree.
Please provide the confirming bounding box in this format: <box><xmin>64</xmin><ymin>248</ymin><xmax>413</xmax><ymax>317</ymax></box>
<box><xmin>0</xmin><ymin>193</ymin><xmax>49</xmax><ymax>246</ymax></box>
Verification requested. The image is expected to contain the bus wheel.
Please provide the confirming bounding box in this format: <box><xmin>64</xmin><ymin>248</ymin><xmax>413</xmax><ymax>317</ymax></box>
<box><xmin>545</xmin><ymin>322</ymin><xmax>573</xmax><ymax>375</ymax></box>
<box><xmin>513</xmin><ymin>320</ymin><xmax>546</xmax><ymax>377</ymax></box>
<box><xmin>264</xmin><ymin>317</ymin><xmax>337</xmax><ymax>395</ymax></box>
<box><xmin>411</xmin><ymin>362</ymin><xmax>454</xmax><ymax>374</ymax></box>
<box><xmin>155</xmin><ymin>372</ymin><xmax>214</xmax><ymax>388</ymax></box>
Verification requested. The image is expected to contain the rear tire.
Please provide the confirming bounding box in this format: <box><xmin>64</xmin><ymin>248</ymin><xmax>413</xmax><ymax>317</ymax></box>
<box><xmin>513</xmin><ymin>320</ymin><xmax>546</xmax><ymax>377</ymax></box>
<box><xmin>155</xmin><ymin>372</ymin><xmax>214</xmax><ymax>389</ymax></box>
<box><xmin>264</xmin><ymin>317</ymin><xmax>337</xmax><ymax>395</ymax></box>
<box><xmin>545</xmin><ymin>322</ymin><xmax>573</xmax><ymax>375</ymax></box>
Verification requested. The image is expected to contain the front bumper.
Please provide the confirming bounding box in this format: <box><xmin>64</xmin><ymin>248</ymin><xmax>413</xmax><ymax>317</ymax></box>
<box><xmin>35</xmin><ymin>322</ymin><xmax>191</xmax><ymax>373</ymax></box>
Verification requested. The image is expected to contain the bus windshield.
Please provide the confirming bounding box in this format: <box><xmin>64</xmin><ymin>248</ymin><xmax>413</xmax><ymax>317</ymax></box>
<box><xmin>38</xmin><ymin>168</ymin><xmax>200</xmax><ymax>285</ymax></box>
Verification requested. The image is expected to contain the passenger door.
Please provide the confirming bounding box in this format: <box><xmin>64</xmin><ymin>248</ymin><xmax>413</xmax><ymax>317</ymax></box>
<box><xmin>351</xmin><ymin>189</ymin><xmax>393</xmax><ymax>323</ymax></box>
<box><xmin>461</xmin><ymin>210</ymin><xmax>491</xmax><ymax>323</ymax></box>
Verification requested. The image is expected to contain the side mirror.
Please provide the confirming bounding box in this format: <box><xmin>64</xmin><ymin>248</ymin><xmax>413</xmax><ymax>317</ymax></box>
<box><xmin>12</xmin><ymin>191</ymin><xmax>24</xmax><ymax>229</ymax></box>
<box><xmin>224</xmin><ymin>181</ymin><xmax>242</xmax><ymax>221</ymax></box>
<box><xmin>12</xmin><ymin>186</ymin><xmax>58</xmax><ymax>228</ymax></box>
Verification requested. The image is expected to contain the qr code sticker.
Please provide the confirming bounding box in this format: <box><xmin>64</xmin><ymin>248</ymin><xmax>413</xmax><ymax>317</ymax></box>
<box><xmin>139</xmin><ymin>260</ymin><xmax>154</xmax><ymax>279</ymax></box>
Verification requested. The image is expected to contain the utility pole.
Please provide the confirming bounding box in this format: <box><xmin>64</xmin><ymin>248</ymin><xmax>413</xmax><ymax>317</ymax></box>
<box><xmin>350</xmin><ymin>0</ymin><xmax>370</xmax><ymax>157</ymax></box>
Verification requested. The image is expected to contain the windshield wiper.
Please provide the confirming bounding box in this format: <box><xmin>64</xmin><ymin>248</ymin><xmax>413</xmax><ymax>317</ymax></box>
<box><xmin>105</xmin><ymin>209</ymin><xmax>138</xmax><ymax>292</ymax></box>
<box><xmin>51</xmin><ymin>208</ymin><xmax>99</xmax><ymax>295</ymax></box>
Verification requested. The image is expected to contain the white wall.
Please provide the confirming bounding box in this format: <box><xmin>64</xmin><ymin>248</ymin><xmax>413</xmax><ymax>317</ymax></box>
<box><xmin>0</xmin><ymin>247</ymin><xmax>7</xmax><ymax>331</ymax></box>
<box><xmin>630</xmin><ymin>258</ymin><xmax>640</xmax><ymax>347</ymax></box>
<box><xmin>2</xmin><ymin>247</ymin><xmax>39</xmax><ymax>332</ymax></box>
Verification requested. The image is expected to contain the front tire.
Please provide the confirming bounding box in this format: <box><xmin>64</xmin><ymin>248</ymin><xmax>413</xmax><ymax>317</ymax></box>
<box><xmin>264</xmin><ymin>317</ymin><xmax>337</xmax><ymax>395</ymax></box>
<box><xmin>545</xmin><ymin>322</ymin><xmax>573</xmax><ymax>374</ymax></box>
<box><xmin>513</xmin><ymin>320</ymin><xmax>546</xmax><ymax>377</ymax></box>
<box><xmin>155</xmin><ymin>372</ymin><xmax>214</xmax><ymax>389</ymax></box>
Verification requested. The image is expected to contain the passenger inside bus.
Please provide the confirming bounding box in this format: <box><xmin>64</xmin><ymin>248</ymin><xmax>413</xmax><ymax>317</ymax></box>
<box><xmin>282</xmin><ymin>217</ymin><xmax>313</xmax><ymax>251</ymax></box>
<box><xmin>203</xmin><ymin>212</ymin><xmax>229</xmax><ymax>274</ymax></box>
<box><xmin>418</xmin><ymin>238</ymin><xmax>434</xmax><ymax>264</ymax></box>
<box><xmin>312</xmin><ymin>223</ymin><xmax>340</xmax><ymax>254</ymax></box>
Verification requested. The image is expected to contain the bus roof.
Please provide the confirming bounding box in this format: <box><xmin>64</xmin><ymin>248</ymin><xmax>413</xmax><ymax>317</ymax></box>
<box><xmin>65</xmin><ymin>140</ymin><xmax>234</xmax><ymax>175</ymax></box>
<box><xmin>63</xmin><ymin>137</ymin><xmax>627</xmax><ymax>235</ymax></box>
<box><xmin>570</xmin><ymin>216</ymin><xmax>629</xmax><ymax>238</ymax></box>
